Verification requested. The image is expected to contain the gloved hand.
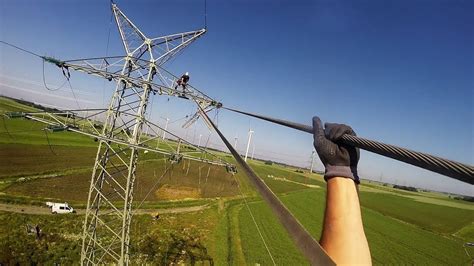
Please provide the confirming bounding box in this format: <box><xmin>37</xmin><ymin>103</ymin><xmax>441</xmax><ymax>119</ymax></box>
<box><xmin>312</xmin><ymin>117</ymin><xmax>360</xmax><ymax>184</ymax></box>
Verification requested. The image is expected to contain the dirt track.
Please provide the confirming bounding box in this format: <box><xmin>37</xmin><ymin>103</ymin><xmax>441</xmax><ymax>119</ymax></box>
<box><xmin>0</xmin><ymin>203</ymin><xmax>210</xmax><ymax>215</ymax></box>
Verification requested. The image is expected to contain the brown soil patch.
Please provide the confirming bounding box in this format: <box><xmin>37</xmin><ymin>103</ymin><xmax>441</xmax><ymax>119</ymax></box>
<box><xmin>155</xmin><ymin>184</ymin><xmax>201</xmax><ymax>200</ymax></box>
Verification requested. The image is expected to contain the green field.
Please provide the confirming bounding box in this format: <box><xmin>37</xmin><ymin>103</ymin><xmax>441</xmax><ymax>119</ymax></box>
<box><xmin>0</xmin><ymin>96</ymin><xmax>473</xmax><ymax>265</ymax></box>
<box><xmin>359</xmin><ymin>191</ymin><xmax>474</xmax><ymax>234</ymax></box>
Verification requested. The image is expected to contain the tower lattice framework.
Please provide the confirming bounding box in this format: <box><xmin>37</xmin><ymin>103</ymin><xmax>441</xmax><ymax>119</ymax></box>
<box><xmin>80</xmin><ymin>4</ymin><xmax>206</xmax><ymax>264</ymax></box>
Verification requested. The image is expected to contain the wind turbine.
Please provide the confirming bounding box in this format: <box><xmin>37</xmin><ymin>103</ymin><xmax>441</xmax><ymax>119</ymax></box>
<box><xmin>244</xmin><ymin>129</ymin><xmax>254</xmax><ymax>162</ymax></box>
<box><xmin>234</xmin><ymin>134</ymin><xmax>238</xmax><ymax>149</ymax></box>
<box><xmin>161</xmin><ymin>117</ymin><xmax>170</xmax><ymax>140</ymax></box>
<box><xmin>310</xmin><ymin>149</ymin><xmax>315</xmax><ymax>173</ymax></box>
<box><xmin>198</xmin><ymin>133</ymin><xmax>203</xmax><ymax>147</ymax></box>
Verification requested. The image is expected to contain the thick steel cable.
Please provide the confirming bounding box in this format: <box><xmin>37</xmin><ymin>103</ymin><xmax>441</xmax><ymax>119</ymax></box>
<box><xmin>222</xmin><ymin>107</ymin><xmax>474</xmax><ymax>185</ymax></box>
<box><xmin>199</xmin><ymin>105</ymin><xmax>336</xmax><ymax>265</ymax></box>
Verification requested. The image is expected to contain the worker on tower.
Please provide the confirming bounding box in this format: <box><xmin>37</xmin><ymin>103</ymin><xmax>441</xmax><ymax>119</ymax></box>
<box><xmin>312</xmin><ymin>117</ymin><xmax>372</xmax><ymax>265</ymax></box>
<box><xmin>175</xmin><ymin>72</ymin><xmax>190</xmax><ymax>98</ymax></box>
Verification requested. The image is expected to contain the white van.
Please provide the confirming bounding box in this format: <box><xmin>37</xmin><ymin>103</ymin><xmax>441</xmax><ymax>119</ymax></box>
<box><xmin>46</xmin><ymin>202</ymin><xmax>75</xmax><ymax>214</ymax></box>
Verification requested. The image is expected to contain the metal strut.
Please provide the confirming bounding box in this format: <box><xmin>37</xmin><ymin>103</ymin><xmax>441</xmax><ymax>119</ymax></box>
<box><xmin>198</xmin><ymin>105</ymin><xmax>336</xmax><ymax>265</ymax></box>
<box><xmin>222</xmin><ymin>106</ymin><xmax>474</xmax><ymax>185</ymax></box>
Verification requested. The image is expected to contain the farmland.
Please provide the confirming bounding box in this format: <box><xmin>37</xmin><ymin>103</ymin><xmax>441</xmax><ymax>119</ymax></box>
<box><xmin>236</xmin><ymin>189</ymin><xmax>471</xmax><ymax>265</ymax></box>
<box><xmin>0</xmin><ymin>96</ymin><xmax>473</xmax><ymax>264</ymax></box>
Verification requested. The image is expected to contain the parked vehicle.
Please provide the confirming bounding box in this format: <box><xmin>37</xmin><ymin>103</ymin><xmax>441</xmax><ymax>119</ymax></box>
<box><xmin>46</xmin><ymin>202</ymin><xmax>75</xmax><ymax>214</ymax></box>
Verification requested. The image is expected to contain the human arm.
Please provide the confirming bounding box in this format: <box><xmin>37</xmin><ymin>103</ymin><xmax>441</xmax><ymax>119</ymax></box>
<box><xmin>312</xmin><ymin>117</ymin><xmax>371</xmax><ymax>265</ymax></box>
<box><xmin>320</xmin><ymin>177</ymin><xmax>371</xmax><ymax>265</ymax></box>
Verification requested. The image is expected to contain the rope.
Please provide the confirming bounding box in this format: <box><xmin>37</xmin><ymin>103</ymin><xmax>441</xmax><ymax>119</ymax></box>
<box><xmin>199</xmin><ymin>104</ymin><xmax>335</xmax><ymax>265</ymax></box>
<box><xmin>222</xmin><ymin>106</ymin><xmax>474</xmax><ymax>185</ymax></box>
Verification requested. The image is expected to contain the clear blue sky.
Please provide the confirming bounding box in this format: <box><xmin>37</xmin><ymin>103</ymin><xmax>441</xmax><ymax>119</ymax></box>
<box><xmin>0</xmin><ymin>0</ymin><xmax>472</xmax><ymax>195</ymax></box>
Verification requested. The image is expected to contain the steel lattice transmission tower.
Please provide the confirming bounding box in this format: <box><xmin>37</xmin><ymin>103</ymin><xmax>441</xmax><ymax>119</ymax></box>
<box><xmin>80</xmin><ymin>4</ymin><xmax>206</xmax><ymax>264</ymax></box>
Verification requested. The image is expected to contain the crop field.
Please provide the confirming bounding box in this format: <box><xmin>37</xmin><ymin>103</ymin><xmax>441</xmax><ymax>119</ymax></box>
<box><xmin>359</xmin><ymin>191</ymin><xmax>474</xmax><ymax>234</ymax></box>
<box><xmin>237</xmin><ymin>189</ymin><xmax>472</xmax><ymax>265</ymax></box>
<box><xmin>3</xmin><ymin>158</ymin><xmax>243</xmax><ymax>202</ymax></box>
<box><xmin>0</xmin><ymin>144</ymin><xmax>97</xmax><ymax>179</ymax></box>
<box><xmin>0</xmin><ymin>96</ymin><xmax>473</xmax><ymax>265</ymax></box>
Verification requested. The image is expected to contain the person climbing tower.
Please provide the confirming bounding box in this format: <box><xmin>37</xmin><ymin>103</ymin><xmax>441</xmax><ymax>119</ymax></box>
<box><xmin>175</xmin><ymin>72</ymin><xmax>190</xmax><ymax>98</ymax></box>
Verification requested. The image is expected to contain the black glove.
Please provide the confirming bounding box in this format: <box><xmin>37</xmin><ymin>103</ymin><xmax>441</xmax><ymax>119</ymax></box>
<box><xmin>312</xmin><ymin>117</ymin><xmax>360</xmax><ymax>184</ymax></box>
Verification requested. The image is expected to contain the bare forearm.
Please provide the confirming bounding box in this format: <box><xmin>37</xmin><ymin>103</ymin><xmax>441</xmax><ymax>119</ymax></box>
<box><xmin>320</xmin><ymin>177</ymin><xmax>371</xmax><ymax>265</ymax></box>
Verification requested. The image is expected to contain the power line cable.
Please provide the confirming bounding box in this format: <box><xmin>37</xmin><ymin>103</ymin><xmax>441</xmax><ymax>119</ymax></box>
<box><xmin>0</xmin><ymin>40</ymin><xmax>42</xmax><ymax>58</ymax></box>
<box><xmin>222</xmin><ymin>106</ymin><xmax>474</xmax><ymax>185</ymax></box>
<box><xmin>235</xmin><ymin>178</ymin><xmax>276</xmax><ymax>265</ymax></box>
<box><xmin>204</xmin><ymin>0</ymin><xmax>207</xmax><ymax>29</ymax></box>
<box><xmin>43</xmin><ymin>129</ymin><xmax>57</xmax><ymax>155</ymax></box>
<box><xmin>0</xmin><ymin>129</ymin><xmax>43</xmax><ymax>135</ymax></box>
<box><xmin>1</xmin><ymin>115</ymin><xmax>14</xmax><ymax>139</ymax></box>
<box><xmin>42</xmin><ymin>60</ymin><xmax>68</xmax><ymax>91</ymax></box>
<box><xmin>133</xmin><ymin>161</ymin><xmax>171</xmax><ymax>212</ymax></box>
<box><xmin>0</xmin><ymin>40</ymin><xmax>80</xmax><ymax>106</ymax></box>
<box><xmin>67</xmin><ymin>79</ymin><xmax>82</xmax><ymax>109</ymax></box>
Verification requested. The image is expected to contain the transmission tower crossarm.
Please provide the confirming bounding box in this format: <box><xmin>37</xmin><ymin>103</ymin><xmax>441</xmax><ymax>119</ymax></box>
<box><xmin>112</xmin><ymin>3</ymin><xmax>147</xmax><ymax>55</ymax></box>
<box><xmin>19</xmin><ymin>110</ymin><xmax>230</xmax><ymax>168</ymax></box>
<box><xmin>181</xmin><ymin>100</ymin><xmax>215</xmax><ymax>130</ymax></box>
<box><xmin>150</xmin><ymin>28</ymin><xmax>206</xmax><ymax>66</ymax></box>
<box><xmin>44</xmin><ymin>58</ymin><xmax>218</xmax><ymax>106</ymax></box>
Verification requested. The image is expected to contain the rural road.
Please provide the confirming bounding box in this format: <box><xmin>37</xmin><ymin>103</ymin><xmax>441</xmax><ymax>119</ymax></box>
<box><xmin>0</xmin><ymin>203</ymin><xmax>210</xmax><ymax>216</ymax></box>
